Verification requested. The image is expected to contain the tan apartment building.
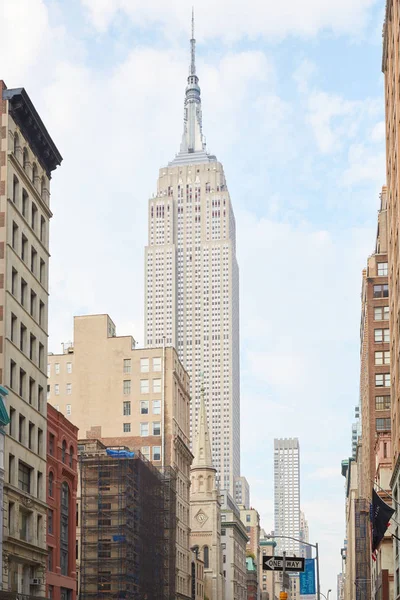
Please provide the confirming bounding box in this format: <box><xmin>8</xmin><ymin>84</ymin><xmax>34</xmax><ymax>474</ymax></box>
<box><xmin>359</xmin><ymin>186</ymin><xmax>390</xmax><ymax>501</ymax></box>
<box><xmin>240</xmin><ymin>506</ymin><xmax>260</xmax><ymax>596</ymax></box>
<box><xmin>0</xmin><ymin>81</ymin><xmax>62</xmax><ymax>595</ymax></box>
<box><xmin>48</xmin><ymin>314</ymin><xmax>193</xmax><ymax>600</ymax></box>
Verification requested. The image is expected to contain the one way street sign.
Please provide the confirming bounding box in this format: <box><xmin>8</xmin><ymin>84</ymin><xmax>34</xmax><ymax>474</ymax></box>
<box><xmin>262</xmin><ymin>556</ymin><xmax>305</xmax><ymax>572</ymax></box>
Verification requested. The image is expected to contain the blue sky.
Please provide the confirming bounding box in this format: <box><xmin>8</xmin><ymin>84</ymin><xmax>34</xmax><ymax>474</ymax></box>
<box><xmin>2</xmin><ymin>0</ymin><xmax>387</xmax><ymax>596</ymax></box>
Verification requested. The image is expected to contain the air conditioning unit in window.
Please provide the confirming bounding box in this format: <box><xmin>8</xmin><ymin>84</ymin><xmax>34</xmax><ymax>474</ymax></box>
<box><xmin>30</xmin><ymin>578</ymin><xmax>42</xmax><ymax>585</ymax></box>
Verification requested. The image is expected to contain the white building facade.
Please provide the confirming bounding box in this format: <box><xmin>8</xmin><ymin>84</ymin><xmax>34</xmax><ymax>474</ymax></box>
<box><xmin>144</xmin><ymin>18</ymin><xmax>240</xmax><ymax>493</ymax></box>
<box><xmin>274</xmin><ymin>438</ymin><xmax>300</xmax><ymax>556</ymax></box>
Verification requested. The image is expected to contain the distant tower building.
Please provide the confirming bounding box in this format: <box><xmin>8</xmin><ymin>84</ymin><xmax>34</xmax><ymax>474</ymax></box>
<box><xmin>189</xmin><ymin>390</ymin><xmax>224</xmax><ymax>600</ymax></box>
<box><xmin>274</xmin><ymin>438</ymin><xmax>300</xmax><ymax>555</ymax></box>
<box><xmin>234</xmin><ymin>475</ymin><xmax>250</xmax><ymax>509</ymax></box>
<box><xmin>299</xmin><ymin>511</ymin><xmax>311</xmax><ymax>559</ymax></box>
<box><xmin>143</xmin><ymin>12</ymin><xmax>240</xmax><ymax>493</ymax></box>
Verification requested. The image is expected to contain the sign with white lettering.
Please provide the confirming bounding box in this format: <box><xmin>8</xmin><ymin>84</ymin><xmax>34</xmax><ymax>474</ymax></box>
<box><xmin>262</xmin><ymin>556</ymin><xmax>305</xmax><ymax>572</ymax></box>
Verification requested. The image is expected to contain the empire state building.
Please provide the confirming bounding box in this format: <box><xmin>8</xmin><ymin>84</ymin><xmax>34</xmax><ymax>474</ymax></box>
<box><xmin>144</xmin><ymin>16</ymin><xmax>240</xmax><ymax>493</ymax></box>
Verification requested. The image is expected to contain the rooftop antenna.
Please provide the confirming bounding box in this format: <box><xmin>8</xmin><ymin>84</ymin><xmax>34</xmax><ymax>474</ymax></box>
<box><xmin>190</xmin><ymin>7</ymin><xmax>196</xmax><ymax>76</ymax></box>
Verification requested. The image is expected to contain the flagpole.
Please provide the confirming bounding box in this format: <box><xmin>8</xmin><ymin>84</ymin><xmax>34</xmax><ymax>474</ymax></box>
<box><xmin>371</xmin><ymin>478</ymin><xmax>400</xmax><ymax>508</ymax></box>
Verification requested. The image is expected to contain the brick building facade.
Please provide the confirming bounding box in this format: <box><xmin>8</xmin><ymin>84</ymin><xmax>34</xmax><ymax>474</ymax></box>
<box><xmin>46</xmin><ymin>404</ymin><xmax>78</xmax><ymax>600</ymax></box>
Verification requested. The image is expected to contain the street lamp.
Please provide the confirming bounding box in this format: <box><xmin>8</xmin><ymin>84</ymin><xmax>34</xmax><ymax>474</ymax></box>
<box><xmin>266</xmin><ymin>534</ymin><xmax>321</xmax><ymax>600</ymax></box>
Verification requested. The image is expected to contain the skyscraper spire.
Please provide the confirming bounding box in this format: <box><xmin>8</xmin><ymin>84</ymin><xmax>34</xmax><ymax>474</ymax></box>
<box><xmin>169</xmin><ymin>10</ymin><xmax>217</xmax><ymax>166</ymax></box>
<box><xmin>192</xmin><ymin>379</ymin><xmax>214</xmax><ymax>470</ymax></box>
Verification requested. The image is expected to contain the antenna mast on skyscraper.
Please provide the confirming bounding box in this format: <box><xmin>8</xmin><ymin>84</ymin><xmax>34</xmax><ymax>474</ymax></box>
<box><xmin>190</xmin><ymin>7</ymin><xmax>196</xmax><ymax>76</ymax></box>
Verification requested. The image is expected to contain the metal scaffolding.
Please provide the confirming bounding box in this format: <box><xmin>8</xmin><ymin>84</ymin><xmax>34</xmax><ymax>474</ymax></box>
<box><xmin>79</xmin><ymin>448</ymin><xmax>176</xmax><ymax>600</ymax></box>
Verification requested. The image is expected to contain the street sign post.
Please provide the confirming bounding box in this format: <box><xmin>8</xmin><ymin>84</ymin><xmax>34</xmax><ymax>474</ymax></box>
<box><xmin>263</xmin><ymin>556</ymin><xmax>305</xmax><ymax>573</ymax></box>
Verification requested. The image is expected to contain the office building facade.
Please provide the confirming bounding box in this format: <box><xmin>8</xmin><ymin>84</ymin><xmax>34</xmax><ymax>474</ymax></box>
<box><xmin>274</xmin><ymin>438</ymin><xmax>300</xmax><ymax>556</ymax></box>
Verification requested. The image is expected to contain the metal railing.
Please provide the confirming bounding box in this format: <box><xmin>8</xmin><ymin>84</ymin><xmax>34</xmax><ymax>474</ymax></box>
<box><xmin>0</xmin><ymin>592</ymin><xmax>49</xmax><ymax>600</ymax></box>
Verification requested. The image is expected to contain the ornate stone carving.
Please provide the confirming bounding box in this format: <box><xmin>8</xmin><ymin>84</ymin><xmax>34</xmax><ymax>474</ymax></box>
<box><xmin>195</xmin><ymin>509</ymin><xmax>208</xmax><ymax>527</ymax></box>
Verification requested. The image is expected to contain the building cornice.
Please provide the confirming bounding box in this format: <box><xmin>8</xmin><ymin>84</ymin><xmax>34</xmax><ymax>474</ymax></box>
<box><xmin>3</xmin><ymin>87</ymin><xmax>62</xmax><ymax>176</ymax></box>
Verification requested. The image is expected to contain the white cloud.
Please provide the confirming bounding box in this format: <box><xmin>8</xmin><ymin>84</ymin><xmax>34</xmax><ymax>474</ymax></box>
<box><xmin>80</xmin><ymin>0</ymin><xmax>378</xmax><ymax>40</ymax></box>
<box><xmin>342</xmin><ymin>142</ymin><xmax>386</xmax><ymax>186</ymax></box>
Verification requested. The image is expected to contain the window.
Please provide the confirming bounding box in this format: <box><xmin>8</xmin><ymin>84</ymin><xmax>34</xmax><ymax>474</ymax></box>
<box><xmin>11</xmin><ymin>268</ymin><xmax>17</xmax><ymax>295</ymax></box>
<box><xmin>375</xmin><ymin>373</ymin><xmax>391</xmax><ymax>387</ymax></box>
<box><xmin>32</xmin><ymin>163</ymin><xmax>38</xmax><ymax>185</ymax></box>
<box><xmin>49</xmin><ymin>434</ymin><xmax>55</xmax><ymax>456</ymax></box>
<box><xmin>18</xmin><ymin>414</ymin><xmax>25</xmax><ymax>443</ymax></box>
<box><xmin>99</xmin><ymin>540</ymin><xmax>111</xmax><ymax>559</ymax></box>
<box><xmin>48</xmin><ymin>509</ymin><xmax>53</xmax><ymax>534</ymax></box>
<box><xmin>40</xmin><ymin>258</ymin><xmax>45</xmax><ymax>284</ymax></box>
<box><xmin>23</xmin><ymin>148</ymin><xmax>28</xmax><ymax>170</ymax></box>
<box><xmin>123</xmin><ymin>423</ymin><xmax>131</xmax><ymax>433</ymax></box>
<box><xmin>69</xmin><ymin>446</ymin><xmax>73</xmax><ymax>468</ymax></box>
<box><xmin>10</xmin><ymin>360</ymin><xmax>16</xmax><ymax>389</ymax></box>
<box><xmin>62</xmin><ymin>440</ymin><xmax>66</xmax><ymax>463</ymax></box>
<box><xmin>55</xmin><ymin>384</ymin><xmax>60</xmax><ymax>395</ymax></box>
<box><xmin>376</xmin><ymin>396</ymin><xmax>391</xmax><ymax>411</ymax></box>
<box><xmin>40</xmin><ymin>216</ymin><xmax>45</xmax><ymax>242</ymax></box>
<box><xmin>378</xmin><ymin>262</ymin><xmax>388</xmax><ymax>276</ymax></box>
<box><xmin>67</xmin><ymin>362</ymin><xmax>72</xmax><ymax>374</ymax></box>
<box><xmin>22</xmin><ymin>189</ymin><xmax>28</xmax><ymax>217</ymax></box>
<box><xmin>153</xmin><ymin>357</ymin><xmax>162</xmax><ymax>371</ymax></box>
<box><xmin>66</xmin><ymin>404</ymin><xmax>71</xmax><ymax>416</ymax></box>
<box><xmin>20</xmin><ymin>278</ymin><xmax>27</xmax><ymax>306</ymax></box>
<box><xmin>31</xmin><ymin>246</ymin><xmax>37</xmax><ymax>274</ymax></box>
<box><xmin>20</xmin><ymin>511</ymin><xmax>29</xmax><ymax>541</ymax></box>
<box><xmin>98</xmin><ymin>572</ymin><xmax>111</xmax><ymax>593</ymax></box>
<box><xmin>153</xmin><ymin>378</ymin><xmax>161</xmax><ymax>393</ymax></box>
<box><xmin>31</xmin><ymin>203</ymin><xmax>37</xmax><ymax>230</ymax></box>
<box><xmin>20</xmin><ymin>323</ymin><xmax>26</xmax><ymax>353</ymax></box>
<box><xmin>140</xmin><ymin>401</ymin><xmax>149</xmax><ymax>415</ymax></box>
<box><xmin>153</xmin><ymin>400</ymin><xmax>161</xmax><ymax>414</ymax></box>
<box><xmin>12</xmin><ymin>221</ymin><xmax>18</xmax><ymax>250</ymax></box>
<box><xmin>12</xmin><ymin>176</ymin><xmax>19</xmax><ymax>204</ymax></box>
<box><xmin>375</xmin><ymin>306</ymin><xmax>389</xmax><ymax>321</ymax></box>
<box><xmin>29</xmin><ymin>334</ymin><xmax>36</xmax><ymax>361</ymax></box>
<box><xmin>66</xmin><ymin>383</ymin><xmax>72</xmax><ymax>395</ymax></box>
<box><xmin>55</xmin><ymin>363</ymin><xmax>60</xmax><ymax>375</ymax></box>
<box><xmin>152</xmin><ymin>422</ymin><xmax>161</xmax><ymax>436</ymax></box>
<box><xmin>123</xmin><ymin>359</ymin><xmax>131</xmax><ymax>374</ymax></box>
<box><xmin>375</xmin><ymin>351</ymin><xmax>390</xmax><ymax>365</ymax></box>
<box><xmin>140</xmin><ymin>358</ymin><xmax>149</xmax><ymax>372</ymax></box>
<box><xmin>48</xmin><ymin>546</ymin><xmax>53</xmax><ymax>571</ymax></box>
<box><xmin>140</xmin><ymin>380</ymin><xmax>149</xmax><ymax>394</ymax></box>
<box><xmin>13</xmin><ymin>133</ymin><xmax>19</xmax><ymax>155</ymax></box>
<box><xmin>123</xmin><ymin>380</ymin><xmax>131</xmax><ymax>395</ymax></box>
<box><xmin>123</xmin><ymin>401</ymin><xmax>131</xmax><ymax>416</ymax></box>
<box><xmin>376</xmin><ymin>418</ymin><xmax>391</xmax><ymax>431</ymax></box>
<box><xmin>48</xmin><ymin>471</ymin><xmax>54</xmax><ymax>497</ymax></box>
<box><xmin>30</xmin><ymin>290</ymin><xmax>36</xmax><ymax>318</ymax></box>
<box><xmin>47</xmin><ymin>364</ymin><xmax>51</xmax><ymax>377</ymax></box>
<box><xmin>141</xmin><ymin>446</ymin><xmax>150</xmax><ymax>460</ymax></box>
<box><xmin>246</xmin><ymin>514</ymin><xmax>251</xmax><ymax>523</ymax></box>
<box><xmin>39</xmin><ymin>301</ymin><xmax>45</xmax><ymax>327</ymax></box>
<box><xmin>140</xmin><ymin>423</ymin><xmax>149</xmax><ymax>436</ymax></box>
<box><xmin>375</xmin><ymin>329</ymin><xmax>390</xmax><ymax>343</ymax></box>
<box><xmin>18</xmin><ymin>462</ymin><xmax>31</xmax><ymax>493</ymax></box>
<box><xmin>21</xmin><ymin>234</ymin><xmax>27</xmax><ymax>262</ymax></box>
<box><xmin>203</xmin><ymin>546</ymin><xmax>209</xmax><ymax>569</ymax></box>
<box><xmin>374</xmin><ymin>284</ymin><xmax>389</xmax><ymax>298</ymax></box>
<box><xmin>153</xmin><ymin>446</ymin><xmax>161</xmax><ymax>461</ymax></box>
<box><xmin>10</xmin><ymin>313</ymin><xmax>17</xmax><ymax>343</ymax></box>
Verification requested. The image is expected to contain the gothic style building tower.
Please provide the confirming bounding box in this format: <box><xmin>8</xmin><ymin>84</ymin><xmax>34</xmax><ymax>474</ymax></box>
<box><xmin>144</xmin><ymin>13</ymin><xmax>240</xmax><ymax>493</ymax></box>
<box><xmin>190</xmin><ymin>390</ymin><xmax>224</xmax><ymax>600</ymax></box>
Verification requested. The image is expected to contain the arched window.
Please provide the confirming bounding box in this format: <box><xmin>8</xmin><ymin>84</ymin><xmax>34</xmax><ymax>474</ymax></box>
<box><xmin>62</xmin><ymin>440</ymin><xmax>66</xmax><ymax>463</ymax></box>
<box><xmin>60</xmin><ymin>482</ymin><xmax>69</xmax><ymax>576</ymax></box>
<box><xmin>69</xmin><ymin>446</ymin><xmax>73</xmax><ymax>468</ymax></box>
<box><xmin>48</xmin><ymin>471</ymin><xmax>54</xmax><ymax>497</ymax></box>
<box><xmin>203</xmin><ymin>546</ymin><xmax>209</xmax><ymax>569</ymax></box>
<box><xmin>23</xmin><ymin>148</ymin><xmax>28</xmax><ymax>170</ymax></box>
<box><xmin>32</xmin><ymin>163</ymin><xmax>37</xmax><ymax>186</ymax></box>
<box><xmin>14</xmin><ymin>133</ymin><xmax>19</xmax><ymax>155</ymax></box>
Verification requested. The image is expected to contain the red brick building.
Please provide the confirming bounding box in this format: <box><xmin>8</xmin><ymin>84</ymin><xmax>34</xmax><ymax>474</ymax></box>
<box><xmin>46</xmin><ymin>404</ymin><xmax>78</xmax><ymax>600</ymax></box>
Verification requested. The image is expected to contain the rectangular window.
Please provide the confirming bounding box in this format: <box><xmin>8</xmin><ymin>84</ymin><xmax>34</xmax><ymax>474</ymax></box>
<box><xmin>123</xmin><ymin>359</ymin><xmax>131</xmax><ymax>374</ymax></box>
<box><xmin>10</xmin><ymin>313</ymin><xmax>17</xmax><ymax>343</ymax></box>
<box><xmin>55</xmin><ymin>363</ymin><xmax>60</xmax><ymax>375</ymax></box>
<box><xmin>47</xmin><ymin>364</ymin><xmax>51</xmax><ymax>377</ymax></box>
<box><xmin>55</xmin><ymin>384</ymin><xmax>59</xmax><ymax>395</ymax></box>
<box><xmin>21</xmin><ymin>234</ymin><xmax>27</xmax><ymax>262</ymax></box>
<box><xmin>378</xmin><ymin>262</ymin><xmax>388</xmax><ymax>276</ymax></box>
<box><xmin>12</xmin><ymin>222</ymin><xmax>18</xmax><ymax>250</ymax></box>
<box><xmin>153</xmin><ymin>357</ymin><xmax>162</xmax><ymax>372</ymax></box>
<box><xmin>20</xmin><ymin>278</ymin><xmax>27</xmax><ymax>306</ymax></box>
<box><xmin>123</xmin><ymin>423</ymin><xmax>131</xmax><ymax>433</ymax></box>
<box><xmin>375</xmin><ymin>329</ymin><xmax>390</xmax><ymax>343</ymax></box>
<box><xmin>11</xmin><ymin>268</ymin><xmax>17</xmax><ymax>296</ymax></box>
<box><xmin>152</xmin><ymin>422</ymin><xmax>161</xmax><ymax>436</ymax></box>
<box><xmin>141</xmin><ymin>446</ymin><xmax>150</xmax><ymax>460</ymax></box>
<box><xmin>49</xmin><ymin>433</ymin><xmax>55</xmax><ymax>456</ymax></box>
<box><xmin>31</xmin><ymin>203</ymin><xmax>37</xmax><ymax>230</ymax></box>
<box><xmin>30</xmin><ymin>246</ymin><xmax>37</xmax><ymax>274</ymax></box>
<box><xmin>30</xmin><ymin>290</ymin><xmax>37</xmax><ymax>318</ymax></box>
<box><xmin>18</xmin><ymin>462</ymin><xmax>31</xmax><ymax>493</ymax></box>
<box><xmin>20</xmin><ymin>511</ymin><xmax>29</xmax><ymax>541</ymax></box>
<box><xmin>48</xmin><ymin>546</ymin><xmax>53</xmax><ymax>571</ymax></box>
<box><xmin>152</xmin><ymin>400</ymin><xmax>161</xmax><ymax>415</ymax></box>
<box><xmin>375</xmin><ymin>351</ymin><xmax>390</xmax><ymax>365</ymax></box>
<box><xmin>20</xmin><ymin>323</ymin><xmax>26</xmax><ymax>352</ymax></box>
<box><xmin>48</xmin><ymin>509</ymin><xmax>53</xmax><ymax>534</ymax></box>
<box><xmin>140</xmin><ymin>401</ymin><xmax>149</xmax><ymax>414</ymax></box>
<box><xmin>29</xmin><ymin>334</ymin><xmax>36</xmax><ymax>361</ymax></box>
<box><xmin>140</xmin><ymin>358</ymin><xmax>149</xmax><ymax>373</ymax></box>
<box><xmin>153</xmin><ymin>378</ymin><xmax>161</xmax><ymax>393</ymax></box>
<box><xmin>66</xmin><ymin>383</ymin><xmax>72</xmax><ymax>395</ymax></box>
<box><xmin>140</xmin><ymin>423</ymin><xmax>149</xmax><ymax>437</ymax></box>
<box><xmin>22</xmin><ymin>190</ymin><xmax>28</xmax><ymax>218</ymax></box>
<box><xmin>376</xmin><ymin>418</ymin><xmax>391</xmax><ymax>431</ymax></box>
<box><xmin>153</xmin><ymin>446</ymin><xmax>161</xmax><ymax>461</ymax></box>
<box><xmin>123</xmin><ymin>401</ymin><xmax>131</xmax><ymax>416</ymax></box>
<box><xmin>376</xmin><ymin>284</ymin><xmax>389</xmax><ymax>298</ymax></box>
<box><xmin>66</xmin><ymin>404</ymin><xmax>71</xmax><ymax>416</ymax></box>
<box><xmin>67</xmin><ymin>362</ymin><xmax>72</xmax><ymax>374</ymax></box>
<box><xmin>19</xmin><ymin>368</ymin><xmax>26</xmax><ymax>399</ymax></box>
<box><xmin>40</xmin><ymin>258</ymin><xmax>45</xmax><ymax>284</ymax></box>
<box><xmin>140</xmin><ymin>379</ymin><xmax>149</xmax><ymax>394</ymax></box>
<box><xmin>375</xmin><ymin>373</ymin><xmax>391</xmax><ymax>387</ymax></box>
<box><xmin>376</xmin><ymin>396</ymin><xmax>391</xmax><ymax>411</ymax></box>
<box><xmin>123</xmin><ymin>380</ymin><xmax>131</xmax><ymax>395</ymax></box>
<box><xmin>98</xmin><ymin>572</ymin><xmax>111</xmax><ymax>593</ymax></box>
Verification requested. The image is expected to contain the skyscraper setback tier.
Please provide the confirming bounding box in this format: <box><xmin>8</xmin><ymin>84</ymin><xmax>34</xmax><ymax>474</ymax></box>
<box><xmin>144</xmin><ymin>19</ymin><xmax>240</xmax><ymax>492</ymax></box>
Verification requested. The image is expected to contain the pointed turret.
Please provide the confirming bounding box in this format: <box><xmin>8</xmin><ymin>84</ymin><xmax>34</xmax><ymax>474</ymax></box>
<box><xmin>169</xmin><ymin>11</ymin><xmax>217</xmax><ymax>166</ymax></box>
<box><xmin>192</xmin><ymin>383</ymin><xmax>214</xmax><ymax>470</ymax></box>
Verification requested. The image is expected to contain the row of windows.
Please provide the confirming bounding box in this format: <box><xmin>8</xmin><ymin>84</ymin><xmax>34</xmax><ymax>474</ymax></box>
<box><xmin>123</xmin><ymin>422</ymin><xmax>161</xmax><ymax>436</ymax></box>
<box><xmin>123</xmin><ymin>399</ymin><xmax>161</xmax><ymax>416</ymax></box>
<box><xmin>12</xmin><ymin>221</ymin><xmax>46</xmax><ymax>282</ymax></box>
<box><xmin>48</xmin><ymin>362</ymin><xmax>72</xmax><ymax>376</ymax></box>
<box><xmin>10</xmin><ymin>360</ymin><xmax>45</xmax><ymax>401</ymax></box>
<box><xmin>11</xmin><ymin>267</ymin><xmax>46</xmax><ymax>326</ymax></box>
<box><xmin>13</xmin><ymin>134</ymin><xmax>47</xmax><ymax>201</ymax></box>
<box><xmin>48</xmin><ymin>383</ymin><xmax>72</xmax><ymax>396</ymax></box>
<box><xmin>9</xmin><ymin>408</ymin><xmax>43</xmax><ymax>454</ymax></box>
<box><xmin>11</xmin><ymin>312</ymin><xmax>45</xmax><ymax>364</ymax></box>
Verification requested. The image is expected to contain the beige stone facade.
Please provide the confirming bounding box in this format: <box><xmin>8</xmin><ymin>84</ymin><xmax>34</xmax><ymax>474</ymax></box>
<box><xmin>48</xmin><ymin>314</ymin><xmax>193</xmax><ymax>600</ymax></box>
<box><xmin>220</xmin><ymin>491</ymin><xmax>248</xmax><ymax>600</ymax></box>
<box><xmin>239</xmin><ymin>507</ymin><xmax>260</xmax><ymax>596</ymax></box>
<box><xmin>0</xmin><ymin>81</ymin><xmax>61</xmax><ymax>595</ymax></box>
